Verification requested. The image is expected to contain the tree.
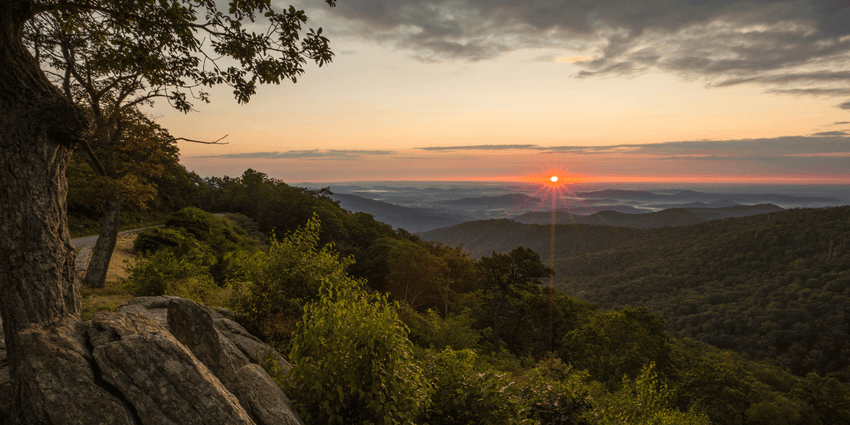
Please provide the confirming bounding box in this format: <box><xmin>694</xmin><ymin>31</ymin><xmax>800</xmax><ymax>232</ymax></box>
<box><xmin>65</xmin><ymin>108</ymin><xmax>179</xmax><ymax>287</ymax></box>
<box><xmin>478</xmin><ymin>246</ymin><xmax>553</xmax><ymax>352</ymax></box>
<box><xmin>0</xmin><ymin>0</ymin><xmax>335</xmax><ymax>421</ymax></box>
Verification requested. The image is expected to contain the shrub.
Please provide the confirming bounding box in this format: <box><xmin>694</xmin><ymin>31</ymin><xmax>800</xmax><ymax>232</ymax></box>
<box><xmin>405</xmin><ymin>308</ymin><xmax>482</xmax><ymax>351</ymax></box>
<box><xmin>583</xmin><ymin>363</ymin><xmax>710</xmax><ymax>425</ymax></box>
<box><xmin>286</xmin><ymin>287</ymin><xmax>430</xmax><ymax>424</ymax></box>
<box><xmin>421</xmin><ymin>348</ymin><xmax>528</xmax><ymax>425</ymax></box>
<box><xmin>520</xmin><ymin>355</ymin><xmax>594</xmax><ymax>425</ymax></box>
<box><xmin>123</xmin><ymin>249</ymin><xmax>226</xmax><ymax>306</ymax></box>
<box><xmin>133</xmin><ymin>227</ymin><xmax>189</xmax><ymax>255</ymax></box>
<box><xmin>229</xmin><ymin>215</ymin><xmax>356</xmax><ymax>343</ymax></box>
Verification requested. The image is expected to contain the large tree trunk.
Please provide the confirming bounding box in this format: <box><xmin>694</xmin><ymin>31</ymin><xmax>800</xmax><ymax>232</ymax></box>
<box><xmin>83</xmin><ymin>198</ymin><xmax>122</xmax><ymax>288</ymax></box>
<box><xmin>0</xmin><ymin>3</ymin><xmax>125</xmax><ymax>422</ymax></box>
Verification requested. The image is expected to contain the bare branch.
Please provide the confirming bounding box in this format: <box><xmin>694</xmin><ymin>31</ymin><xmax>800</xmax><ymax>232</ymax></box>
<box><xmin>170</xmin><ymin>134</ymin><xmax>229</xmax><ymax>145</ymax></box>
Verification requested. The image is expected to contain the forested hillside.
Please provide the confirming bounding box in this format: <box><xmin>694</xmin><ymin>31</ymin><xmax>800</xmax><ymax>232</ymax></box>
<box><xmin>426</xmin><ymin>206</ymin><xmax>850</xmax><ymax>381</ymax></box>
<box><xmin>556</xmin><ymin>206</ymin><xmax>850</xmax><ymax>379</ymax></box>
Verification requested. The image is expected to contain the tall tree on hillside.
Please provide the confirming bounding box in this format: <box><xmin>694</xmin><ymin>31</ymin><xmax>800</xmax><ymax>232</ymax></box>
<box><xmin>0</xmin><ymin>0</ymin><xmax>334</xmax><ymax>421</ymax></box>
<box><xmin>64</xmin><ymin>108</ymin><xmax>179</xmax><ymax>287</ymax></box>
<box><xmin>479</xmin><ymin>246</ymin><xmax>553</xmax><ymax>352</ymax></box>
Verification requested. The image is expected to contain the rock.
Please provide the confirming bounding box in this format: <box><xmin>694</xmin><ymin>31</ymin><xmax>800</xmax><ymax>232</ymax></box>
<box><xmin>213</xmin><ymin>316</ymin><xmax>291</xmax><ymax>374</ymax></box>
<box><xmin>118</xmin><ymin>295</ymin><xmax>183</xmax><ymax>327</ymax></box>
<box><xmin>89</xmin><ymin>311</ymin><xmax>255</xmax><ymax>425</ymax></box>
<box><xmin>167</xmin><ymin>298</ymin><xmax>305</xmax><ymax>425</ymax></box>
<box><xmin>167</xmin><ymin>299</ymin><xmax>243</xmax><ymax>397</ymax></box>
<box><xmin>236</xmin><ymin>363</ymin><xmax>304</xmax><ymax>425</ymax></box>
<box><xmin>11</xmin><ymin>317</ymin><xmax>137</xmax><ymax>424</ymax></box>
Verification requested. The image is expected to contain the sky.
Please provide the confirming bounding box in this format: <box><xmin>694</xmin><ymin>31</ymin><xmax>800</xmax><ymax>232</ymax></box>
<box><xmin>148</xmin><ymin>0</ymin><xmax>850</xmax><ymax>184</ymax></box>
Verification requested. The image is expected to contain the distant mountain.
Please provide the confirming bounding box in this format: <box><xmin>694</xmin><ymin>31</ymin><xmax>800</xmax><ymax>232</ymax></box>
<box><xmin>441</xmin><ymin>193</ymin><xmax>541</xmax><ymax>207</ymax></box>
<box><xmin>419</xmin><ymin>219</ymin><xmax>643</xmax><ymax>260</ymax></box>
<box><xmin>331</xmin><ymin>194</ymin><xmax>467</xmax><ymax>233</ymax></box>
<box><xmin>653</xmin><ymin>200</ymin><xmax>742</xmax><ymax>209</ymax></box>
<box><xmin>514</xmin><ymin>204</ymin><xmax>784</xmax><ymax>227</ymax></box>
<box><xmin>577</xmin><ymin>189</ymin><xmax>841</xmax><ymax>204</ymax></box>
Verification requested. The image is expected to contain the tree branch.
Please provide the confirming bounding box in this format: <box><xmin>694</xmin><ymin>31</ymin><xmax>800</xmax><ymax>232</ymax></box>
<box><xmin>170</xmin><ymin>134</ymin><xmax>229</xmax><ymax>145</ymax></box>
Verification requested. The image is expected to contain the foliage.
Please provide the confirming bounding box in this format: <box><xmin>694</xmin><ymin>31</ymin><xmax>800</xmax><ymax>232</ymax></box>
<box><xmin>550</xmin><ymin>206</ymin><xmax>850</xmax><ymax>378</ymax></box>
<box><xmin>122</xmin><ymin>249</ymin><xmax>227</xmax><ymax>306</ymax></box>
<box><xmin>479</xmin><ymin>246</ymin><xmax>553</xmax><ymax>352</ymax></box>
<box><xmin>561</xmin><ymin>307</ymin><xmax>671</xmax><ymax>387</ymax></box>
<box><xmin>133</xmin><ymin>227</ymin><xmax>192</xmax><ymax>255</ymax></box>
<box><xmin>519</xmin><ymin>355</ymin><xmax>594</xmax><ymax>425</ymax></box>
<box><xmin>285</xmin><ymin>279</ymin><xmax>429</xmax><ymax>425</ymax></box>
<box><xmin>790</xmin><ymin>373</ymin><xmax>850</xmax><ymax>424</ymax></box>
<box><xmin>404</xmin><ymin>308</ymin><xmax>483</xmax><ymax>352</ymax></box>
<box><xmin>584</xmin><ymin>363</ymin><xmax>710</xmax><ymax>425</ymax></box>
<box><xmin>421</xmin><ymin>348</ymin><xmax>528</xmax><ymax>425</ymax></box>
<box><xmin>229</xmin><ymin>215</ymin><xmax>361</xmax><ymax>344</ymax></box>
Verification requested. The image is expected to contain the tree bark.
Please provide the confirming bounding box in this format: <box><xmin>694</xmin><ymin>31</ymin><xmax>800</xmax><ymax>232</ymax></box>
<box><xmin>83</xmin><ymin>198</ymin><xmax>122</xmax><ymax>288</ymax></box>
<box><xmin>0</xmin><ymin>1</ymin><xmax>101</xmax><ymax>421</ymax></box>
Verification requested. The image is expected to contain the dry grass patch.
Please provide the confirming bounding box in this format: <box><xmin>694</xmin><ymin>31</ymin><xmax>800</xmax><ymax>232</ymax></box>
<box><xmin>80</xmin><ymin>233</ymin><xmax>138</xmax><ymax>320</ymax></box>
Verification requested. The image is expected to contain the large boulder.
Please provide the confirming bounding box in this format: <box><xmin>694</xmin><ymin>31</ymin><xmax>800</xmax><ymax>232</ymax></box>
<box><xmin>9</xmin><ymin>317</ymin><xmax>137</xmax><ymax>424</ymax></box>
<box><xmin>0</xmin><ymin>297</ymin><xmax>303</xmax><ymax>424</ymax></box>
<box><xmin>167</xmin><ymin>299</ymin><xmax>303</xmax><ymax>425</ymax></box>
<box><xmin>89</xmin><ymin>311</ymin><xmax>255</xmax><ymax>425</ymax></box>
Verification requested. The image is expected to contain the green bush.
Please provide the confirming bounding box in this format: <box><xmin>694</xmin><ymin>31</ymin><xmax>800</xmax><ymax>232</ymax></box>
<box><xmin>229</xmin><ymin>215</ymin><xmax>358</xmax><ymax>343</ymax></box>
<box><xmin>520</xmin><ymin>355</ymin><xmax>594</xmax><ymax>425</ymax></box>
<box><xmin>123</xmin><ymin>249</ymin><xmax>226</xmax><ymax>306</ymax></box>
<box><xmin>405</xmin><ymin>308</ymin><xmax>482</xmax><ymax>351</ymax></box>
<box><xmin>286</xmin><ymin>286</ymin><xmax>430</xmax><ymax>424</ymax></box>
<box><xmin>421</xmin><ymin>348</ymin><xmax>528</xmax><ymax>425</ymax></box>
<box><xmin>133</xmin><ymin>227</ymin><xmax>190</xmax><ymax>255</ymax></box>
<box><xmin>584</xmin><ymin>363</ymin><xmax>710</xmax><ymax>425</ymax></box>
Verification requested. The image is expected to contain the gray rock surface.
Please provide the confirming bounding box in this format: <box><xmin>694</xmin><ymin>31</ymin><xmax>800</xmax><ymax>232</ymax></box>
<box><xmin>0</xmin><ymin>296</ymin><xmax>302</xmax><ymax>424</ymax></box>
<box><xmin>12</xmin><ymin>317</ymin><xmax>137</xmax><ymax>425</ymax></box>
<box><xmin>166</xmin><ymin>298</ymin><xmax>305</xmax><ymax>425</ymax></box>
<box><xmin>89</xmin><ymin>311</ymin><xmax>255</xmax><ymax>425</ymax></box>
<box><xmin>237</xmin><ymin>363</ymin><xmax>304</xmax><ymax>425</ymax></box>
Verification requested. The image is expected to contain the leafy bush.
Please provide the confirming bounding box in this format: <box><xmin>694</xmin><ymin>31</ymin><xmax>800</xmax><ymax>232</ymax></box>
<box><xmin>123</xmin><ymin>249</ymin><xmax>227</xmax><ymax>306</ymax></box>
<box><xmin>229</xmin><ymin>215</ymin><xmax>358</xmax><ymax>343</ymax></box>
<box><xmin>584</xmin><ymin>363</ymin><xmax>710</xmax><ymax>425</ymax></box>
<box><xmin>421</xmin><ymin>348</ymin><xmax>528</xmax><ymax>425</ymax></box>
<box><xmin>133</xmin><ymin>227</ymin><xmax>190</xmax><ymax>255</ymax></box>
<box><xmin>520</xmin><ymin>355</ymin><xmax>594</xmax><ymax>425</ymax></box>
<box><xmin>405</xmin><ymin>308</ymin><xmax>482</xmax><ymax>351</ymax></box>
<box><xmin>286</xmin><ymin>285</ymin><xmax>430</xmax><ymax>424</ymax></box>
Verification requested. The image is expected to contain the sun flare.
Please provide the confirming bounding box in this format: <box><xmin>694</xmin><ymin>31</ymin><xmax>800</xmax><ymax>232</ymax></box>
<box><xmin>550</xmin><ymin>176</ymin><xmax>558</xmax><ymax>183</ymax></box>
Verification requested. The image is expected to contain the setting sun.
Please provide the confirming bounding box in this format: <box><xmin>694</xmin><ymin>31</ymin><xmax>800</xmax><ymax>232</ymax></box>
<box><xmin>550</xmin><ymin>176</ymin><xmax>558</xmax><ymax>183</ymax></box>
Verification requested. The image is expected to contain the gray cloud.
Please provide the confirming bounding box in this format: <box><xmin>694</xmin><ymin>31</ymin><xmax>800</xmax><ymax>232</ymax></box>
<box><xmin>840</xmin><ymin>101</ymin><xmax>850</xmax><ymax>110</ymax></box>
<box><xmin>418</xmin><ymin>144</ymin><xmax>538</xmax><ymax>151</ymax></box>
<box><xmin>542</xmin><ymin>136</ymin><xmax>850</xmax><ymax>157</ymax></box>
<box><xmin>197</xmin><ymin>149</ymin><xmax>396</xmax><ymax>160</ymax></box>
<box><xmin>308</xmin><ymin>0</ymin><xmax>850</xmax><ymax>106</ymax></box>
<box><xmin>833</xmin><ymin>121</ymin><xmax>850</xmax><ymax>125</ymax></box>
<box><xmin>813</xmin><ymin>130</ymin><xmax>849</xmax><ymax>136</ymax></box>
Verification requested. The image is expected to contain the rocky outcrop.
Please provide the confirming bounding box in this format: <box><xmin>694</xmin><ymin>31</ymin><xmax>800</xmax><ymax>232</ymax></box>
<box><xmin>167</xmin><ymin>299</ymin><xmax>303</xmax><ymax>425</ymax></box>
<box><xmin>0</xmin><ymin>297</ymin><xmax>305</xmax><ymax>425</ymax></box>
<box><xmin>9</xmin><ymin>317</ymin><xmax>138</xmax><ymax>425</ymax></box>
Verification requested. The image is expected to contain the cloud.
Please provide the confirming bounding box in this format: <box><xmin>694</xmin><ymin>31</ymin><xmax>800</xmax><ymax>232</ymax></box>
<box><xmin>542</xmin><ymin>136</ymin><xmax>850</xmax><ymax>157</ymax></box>
<box><xmin>197</xmin><ymin>149</ymin><xmax>396</xmax><ymax>160</ymax></box>
<box><xmin>310</xmin><ymin>0</ymin><xmax>850</xmax><ymax>102</ymax></box>
<box><xmin>813</xmin><ymin>130</ymin><xmax>849</xmax><ymax>136</ymax></box>
<box><xmin>833</xmin><ymin>121</ymin><xmax>850</xmax><ymax>125</ymax></box>
<box><xmin>840</xmin><ymin>101</ymin><xmax>850</xmax><ymax>110</ymax></box>
<box><xmin>418</xmin><ymin>144</ymin><xmax>538</xmax><ymax>151</ymax></box>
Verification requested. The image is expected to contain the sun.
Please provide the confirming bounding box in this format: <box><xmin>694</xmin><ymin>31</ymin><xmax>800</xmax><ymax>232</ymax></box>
<box><xmin>550</xmin><ymin>175</ymin><xmax>559</xmax><ymax>183</ymax></box>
